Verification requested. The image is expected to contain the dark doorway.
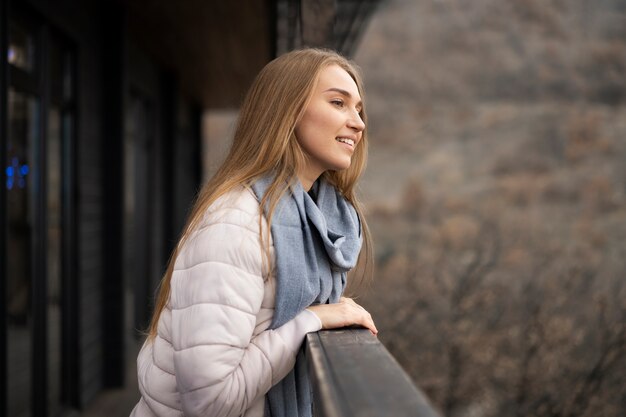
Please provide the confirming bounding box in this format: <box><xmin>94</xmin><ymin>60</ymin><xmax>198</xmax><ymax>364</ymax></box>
<box><xmin>3</xmin><ymin>5</ymin><xmax>76</xmax><ymax>416</ymax></box>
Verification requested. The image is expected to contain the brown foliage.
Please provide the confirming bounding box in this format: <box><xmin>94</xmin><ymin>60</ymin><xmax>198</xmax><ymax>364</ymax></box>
<box><xmin>362</xmin><ymin>176</ymin><xmax>626</xmax><ymax>417</ymax></box>
<box><xmin>354</xmin><ymin>2</ymin><xmax>626</xmax><ymax>415</ymax></box>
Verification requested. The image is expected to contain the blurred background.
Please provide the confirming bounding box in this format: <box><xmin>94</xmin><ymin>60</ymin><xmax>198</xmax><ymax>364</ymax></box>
<box><xmin>356</xmin><ymin>1</ymin><xmax>626</xmax><ymax>417</ymax></box>
<box><xmin>1</xmin><ymin>0</ymin><xmax>625</xmax><ymax>416</ymax></box>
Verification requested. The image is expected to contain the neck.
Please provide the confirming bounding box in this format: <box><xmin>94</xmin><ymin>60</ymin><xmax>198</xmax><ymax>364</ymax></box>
<box><xmin>297</xmin><ymin>168</ymin><xmax>323</xmax><ymax>192</ymax></box>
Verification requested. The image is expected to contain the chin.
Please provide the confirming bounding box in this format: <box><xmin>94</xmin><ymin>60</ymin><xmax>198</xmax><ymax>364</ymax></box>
<box><xmin>330</xmin><ymin>160</ymin><xmax>352</xmax><ymax>172</ymax></box>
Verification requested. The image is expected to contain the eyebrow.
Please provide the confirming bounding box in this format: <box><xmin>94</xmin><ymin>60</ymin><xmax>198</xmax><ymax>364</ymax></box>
<box><xmin>323</xmin><ymin>87</ymin><xmax>363</xmax><ymax>108</ymax></box>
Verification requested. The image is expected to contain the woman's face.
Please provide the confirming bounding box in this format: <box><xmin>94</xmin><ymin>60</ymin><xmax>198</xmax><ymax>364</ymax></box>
<box><xmin>295</xmin><ymin>64</ymin><xmax>365</xmax><ymax>189</ymax></box>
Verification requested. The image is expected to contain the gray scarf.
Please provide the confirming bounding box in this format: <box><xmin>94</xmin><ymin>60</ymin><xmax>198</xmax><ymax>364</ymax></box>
<box><xmin>251</xmin><ymin>175</ymin><xmax>362</xmax><ymax>417</ymax></box>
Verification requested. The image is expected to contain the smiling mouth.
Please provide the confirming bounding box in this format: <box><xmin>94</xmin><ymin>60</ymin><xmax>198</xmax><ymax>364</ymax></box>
<box><xmin>336</xmin><ymin>137</ymin><xmax>355</xmax><ymax>147</ymax></box>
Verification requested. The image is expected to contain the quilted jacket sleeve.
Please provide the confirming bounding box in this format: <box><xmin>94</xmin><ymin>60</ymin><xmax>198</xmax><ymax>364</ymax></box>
<box><xmin>169</xmin><ymin>199</ymin><xmax>321</xmax><ymax>417</ymax></box>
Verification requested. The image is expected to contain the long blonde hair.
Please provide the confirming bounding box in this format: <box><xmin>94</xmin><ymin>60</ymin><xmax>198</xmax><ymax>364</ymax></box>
<box><xmin>147</xmin><ymin>48</ymin><xmax>373</xmax><ymax>338</ymax></box>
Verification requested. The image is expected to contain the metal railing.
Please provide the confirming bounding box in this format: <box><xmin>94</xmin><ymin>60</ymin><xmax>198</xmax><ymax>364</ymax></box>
<box><xmin>306</xmin><ymin>329</ymin><xmax>441</xmax><ymax>417</ymax></box>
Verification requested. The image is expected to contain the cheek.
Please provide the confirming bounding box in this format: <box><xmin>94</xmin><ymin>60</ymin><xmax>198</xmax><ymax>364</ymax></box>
<box><xmin>296</xmin><ymin>113</ymin><xmax>319</xmax><ymax>148</ymax></box>
<box><xmin>296</xmin><ymin>107</ymin><xmax>338</xmax><ymax>144</ymax></box>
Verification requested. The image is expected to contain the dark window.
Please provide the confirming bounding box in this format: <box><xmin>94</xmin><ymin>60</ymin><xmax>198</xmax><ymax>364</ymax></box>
<box><xmin>4</xmin><ymin>9</ymin><xmax>76</xmax><ymax>417</ymax></box>
<box><xmin>46</xmin><ymin>35</ymin><xmax>75</xmax><ymax>417</ymax></box>
<box><xmin>125</xmin><ymin>92</ymin><xmax>155</xmax><ymax>334</ymax></box>
<box><xmin>6</xmin><ymin>87</ymin><xmax>38</xmax><ymax>417</ymax></box>
<box><xmin>8</xmin><ymin>20</ymin><xmax>36</xmax><ymax>73</ymax></box>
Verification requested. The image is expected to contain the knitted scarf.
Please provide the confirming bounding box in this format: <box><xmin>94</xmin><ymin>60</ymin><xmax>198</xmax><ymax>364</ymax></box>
<box><xmin>251</xmin><ymin>175</ymin><xmax>362</xmax><ymax>417</ymax></box>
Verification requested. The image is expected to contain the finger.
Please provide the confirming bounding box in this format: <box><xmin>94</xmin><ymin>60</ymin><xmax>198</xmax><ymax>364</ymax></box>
<box><xmin>362</xmin><ymin>319</ymin><xmax>378</xmax><ymax>335</ymax></box>
<box><xmin>368</xmin><ymin>320</ymin><xmax>378</xmax><ymax>335</ymax></box>
<box><xmin>356</xmin><ymin>309</ymin><xmax>377</xmax><ymax>335</ymax></box>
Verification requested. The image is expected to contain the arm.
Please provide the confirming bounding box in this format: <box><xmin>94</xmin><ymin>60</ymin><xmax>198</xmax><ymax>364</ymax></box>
<box><xmin>170</xmin><ymin>212</ymin><xmax>321</xmax><ymax>417</ymax></box>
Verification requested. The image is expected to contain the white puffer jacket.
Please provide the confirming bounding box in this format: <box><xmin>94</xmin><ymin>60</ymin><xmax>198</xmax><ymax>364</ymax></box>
<box><xmin>131</xmin><ymin>187</ymin><xmax>322</xmax><ymax>417</ymax></box>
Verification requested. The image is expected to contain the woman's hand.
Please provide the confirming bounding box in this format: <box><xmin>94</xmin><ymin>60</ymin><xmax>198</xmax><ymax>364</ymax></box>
<box><xmin>307</xmin><ymin>297</ymin><xmax>378</xmax><ymax>335</ymax></box>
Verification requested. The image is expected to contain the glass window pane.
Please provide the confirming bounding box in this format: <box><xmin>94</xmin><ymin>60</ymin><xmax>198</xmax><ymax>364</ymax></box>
<box><xmin>124</xmin><ymin>99</ymin><xmax>137</xmax><ymax>336</ymax></box>
<box><xmin>125</xmin><ymin>94</ymin><xmax>154</xmax><ymax>336</ymax></box>
<box><xmin>47</xmin><ymin>106</ymin><xmax>62</xmax><ymax>416</ymax></box>
<box><xmin>6</xmin><ymin>88</ymin><xmax>39</xmax><ymax>417</ymax></box>
<box><xmin>63</xmin><ymin>51</ymin><xmax>73</xmax><ymax>101</ymax></box>
<box><xmin>48</xmin><ymin>37</ymin><xmax>74</xmax><ymax>104</ymax></box>
<box><xmin>49</xmin><ymin>40</ymin><xmax>63</xmax><ymax>103</ymax></box>
<box><xmin>47</xmin><ymin>35</ymin><xmax>76</xmax><ymax>414</ymax></box>
<box><xmin>8</xmin><ymin>20</ymin><xmax>36</xmax><ymax>72</ymax></box>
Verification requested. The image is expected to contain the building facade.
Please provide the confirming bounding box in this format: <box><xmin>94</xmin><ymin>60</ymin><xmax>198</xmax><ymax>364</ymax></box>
<box><xmin>0</xmin><ymin>0</ymin><xmax>378</xmax><ymax>415</ymax></box>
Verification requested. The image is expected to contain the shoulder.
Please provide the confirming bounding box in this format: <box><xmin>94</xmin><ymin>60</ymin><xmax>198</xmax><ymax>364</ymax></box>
<box><xmin>209</xmin><ymin>185</ymin><xmax>260</xmax><ymax>214</ymax></box>
<box><xmin>187</xmin><ymin>185</ymin><xmax>267</xmax><ymax>238</ymax></box>
<box><xmin>174</xmin><ymin>186</ymin><xmax>269</xmax><ymax>274</ymax></box>
<box><xmin>170</xmin><ymin>186</ymin><xmax>269</xmax><ymax>312</ymax></box>
<box><xmin>201</xmin><ymin>185</ymin><xmax>260</xmax><ymax>224</ymax></box>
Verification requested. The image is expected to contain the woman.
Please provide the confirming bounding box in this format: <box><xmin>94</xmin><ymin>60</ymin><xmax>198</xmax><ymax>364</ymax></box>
<box><xmin>131</xmin><ymin>48</ymin><xmax>377</xmax><ymax>417</ymax></box>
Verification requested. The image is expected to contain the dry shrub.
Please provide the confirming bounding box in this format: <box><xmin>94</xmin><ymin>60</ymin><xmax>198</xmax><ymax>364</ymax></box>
<box><xmin>363</xmin><ymin>169</ymin><xmax>626</xmax><ymax>417</ymax></box>
<box><xmin>581</xmin><ymin>175</ymin><xmax>618</xmax><ymax>213</ymax></box>
<box><xmin>366</xmin><ymin>201</ymin><xmax>397</xmax><ymax>220</ymax></box>
<box><xmin>401</xmin><ymin>177</ymin><xmax>426</xmax><ymax>219</ymax></box>
<box><xmin>564</xmin><ymin>110</ymin><xmax>613</xmax><ymax>162</ymax></box>
<box><xmin>437</xmin><ymin>215</ymin><xmax>480</xmax><ymax>250</ymax></box>
<box><xmin>496</xmin><ymin>174</ymin><xmax>548</xmax><ymax>206</ymax></box>
<box><xmin>492</xmin><ymin>154</ymin><xmax>554</xmax><ymax>177</ymax></box>
<box><xmin>573</xmin><ymin>218</ymin><xmax>607</xmax><ymax>250</ymax></box>
<box><xmin>541</xmin><ymin>175</ymin><xmax>581</xmax><ymax>204</ymax></box>
<box><xmin>502</xmin><ymin>246</ymin><xmax>530</xmax><ymax>268</ymax></box>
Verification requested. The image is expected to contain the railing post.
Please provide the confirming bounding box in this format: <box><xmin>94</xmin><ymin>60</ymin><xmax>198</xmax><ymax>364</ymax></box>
<box><xmin>306</xmin><ymin>329</ymin><xmax>441</xmax><ymax>417</ymax></box>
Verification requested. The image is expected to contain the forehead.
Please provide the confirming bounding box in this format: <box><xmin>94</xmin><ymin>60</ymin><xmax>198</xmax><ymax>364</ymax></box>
<box><xmin>315</xmin><ymin>64</ymin><xmax>361</xmax><ymax>100</ymax></box>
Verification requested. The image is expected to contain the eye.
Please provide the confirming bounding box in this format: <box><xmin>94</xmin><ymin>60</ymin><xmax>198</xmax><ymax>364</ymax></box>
<box><xmin>330</xmin><ymin>99</ymin><xmax>344</xmax><ymax>107</ymax></box>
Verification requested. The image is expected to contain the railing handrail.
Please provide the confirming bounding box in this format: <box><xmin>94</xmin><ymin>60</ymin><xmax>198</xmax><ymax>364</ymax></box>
<box><xmin>306</xmin><ymin>328</ymin><xmax>441</xmax><ymax>417</ymax></box>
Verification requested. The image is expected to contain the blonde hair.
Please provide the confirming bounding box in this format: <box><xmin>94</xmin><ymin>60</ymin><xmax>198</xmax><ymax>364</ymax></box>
<box><xmin>147</xmin><ymin>48</ymin><xmax>373</xmax><ymax>338</ymax></box>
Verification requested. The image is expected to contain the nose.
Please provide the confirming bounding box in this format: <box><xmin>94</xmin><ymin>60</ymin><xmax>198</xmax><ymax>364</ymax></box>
<box><xmin>348</xmin><ymin>110</ymin><xmax>365</xmax><ymax>132</ymax></box>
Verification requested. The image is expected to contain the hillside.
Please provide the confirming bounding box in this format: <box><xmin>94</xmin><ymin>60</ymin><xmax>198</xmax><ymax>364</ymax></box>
<box><xmin>352</xmin><ymin>1</ymin><xmax>626</xmax><ymax>416</ymax></box>
<box><xmin>355</xmin><ymin>0</ymin><xmax>626</xmax><ymax>204</ymax></box>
